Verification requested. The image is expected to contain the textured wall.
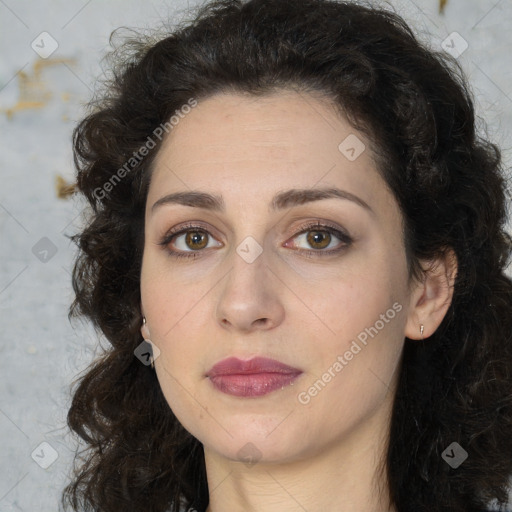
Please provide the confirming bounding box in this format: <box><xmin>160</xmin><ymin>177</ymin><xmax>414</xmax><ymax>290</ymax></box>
<box><xmin>0</xmin><ymin>1</ymin><xmax>511</xmax><ymax>510</ymax></box>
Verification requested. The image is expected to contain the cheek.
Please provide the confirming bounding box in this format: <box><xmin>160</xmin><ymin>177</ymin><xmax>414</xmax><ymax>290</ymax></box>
<box><xmin>144</xmin><ymin>283</ymin><xmax>210</xmax><ymax>424</ymax></box>
<box><xmin>141</xmin><ymin>252</ymin><xmax>201</xmax><ymax>331</ymax></box>
<box><xmin>140</xmin><ymin>261</ymin><xmax>204</xmax><ymax>370</ymax></box>
<box><xmin>296</xmin><ymin>291</ymin><xmax>406</xmax><ymax>432</ymax></box>
<box><xmin>299</xmin><ymin>250</ymin><xmax>409</xmax><ymax>394</ymax></box>
<box><xmin>146</xmin><ymin>291</ymin><xmax>206</xmax><ymax>365</ymax></box>
<box><xmin>297</xmin><ymin>255</ymin><xmax>404</xmax><ymax>344</ymax></box>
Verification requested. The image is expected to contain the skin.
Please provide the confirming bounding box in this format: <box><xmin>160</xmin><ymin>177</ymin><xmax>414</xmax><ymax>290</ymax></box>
<box><xmin>139</xmin><ymin>90</ymin><xmax>457</xmax><ymax>512</ymax></box>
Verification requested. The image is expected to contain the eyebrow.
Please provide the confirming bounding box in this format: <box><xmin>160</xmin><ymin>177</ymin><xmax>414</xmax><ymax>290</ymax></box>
<box><xmin>151</xmin><ymin>187</ymin><xmax>373</xmax><ymax>215</ymax></box>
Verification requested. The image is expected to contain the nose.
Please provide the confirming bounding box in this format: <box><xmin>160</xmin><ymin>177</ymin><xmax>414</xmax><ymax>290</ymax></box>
<box><xmin>215</xmin><ymin>244</ymin><xmax>285</xmax><ymax>334</ymax></box>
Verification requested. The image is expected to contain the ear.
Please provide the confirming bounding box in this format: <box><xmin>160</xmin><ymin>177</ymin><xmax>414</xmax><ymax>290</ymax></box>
<box><xmin>404</xmin><ymin>248</ymin><xmax>458</xmax><ymax>340</ymax></box>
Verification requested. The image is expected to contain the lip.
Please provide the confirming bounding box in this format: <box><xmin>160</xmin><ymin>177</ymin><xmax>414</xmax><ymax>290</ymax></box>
<box><xmin>206</xmin><ymin>357</ymin><xmax>303</xmax><ymax>397</ymax></box>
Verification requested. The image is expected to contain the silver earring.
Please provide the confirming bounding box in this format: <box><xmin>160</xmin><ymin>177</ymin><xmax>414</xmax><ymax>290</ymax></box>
<box><xmin>142</xmin><ymin>316</ymin><xmax>154</xmax><ymax>369</ymax></box>
<box><xmin>420</xmin><ymin>324</ymin><xmax>424</xmax><ymax>340</ymax></box>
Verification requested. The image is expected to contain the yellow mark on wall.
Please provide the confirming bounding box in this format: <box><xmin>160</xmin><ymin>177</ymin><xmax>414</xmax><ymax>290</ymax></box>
<box><xmin>2</xmin><ymin>58</ymin><xmax>76</xmax><ymax>119</ymax></box>
<box><xmin>439</xmin><ymin>0</ymin><xmax>448</xmax><ymax>15</ymax></box>
<box><xmin>55</xmin><ymin>174</ymin><xmax>77</xmax><ymax>199</ymax></box>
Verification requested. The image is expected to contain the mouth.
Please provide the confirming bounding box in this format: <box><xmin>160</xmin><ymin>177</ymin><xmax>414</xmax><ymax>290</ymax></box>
<box><xmin>206</xmin><ymin>356</ymin><xmax>303</xmax><ymax>397</ymax></box>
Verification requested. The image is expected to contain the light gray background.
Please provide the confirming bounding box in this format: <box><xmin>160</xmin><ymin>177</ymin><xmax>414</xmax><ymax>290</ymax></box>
<box><xmin>0</xmin><ymin>0</ymin><xmax>511</xmax><ymax>510</ymax></box>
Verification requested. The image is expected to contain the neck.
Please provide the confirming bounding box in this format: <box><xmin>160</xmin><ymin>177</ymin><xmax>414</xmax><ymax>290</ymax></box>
<box><xmin>203</xmin><ymin>406</ymin><xmax>396</xmax><ymax>512</ymax></box>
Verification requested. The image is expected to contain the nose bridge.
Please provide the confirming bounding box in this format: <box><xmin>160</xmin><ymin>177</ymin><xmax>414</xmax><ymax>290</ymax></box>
<box><xmin>225</xmin><ymin>232</ymin><xmax>268</xmax><ymax>297</ymax></box>
<box><xmin>223</xmin><ymin>198</ymin><xmax>289</xmax><ymax>291</ymax></box>
<box><xmin>215</xmin><ymin>231</ymin><xmax>285</xmax><ymax>331</ymax></box>
<box><xmin>225</xmin><ymin>199</ymin><xmax>270</xmax><ymax>274</ymax></box>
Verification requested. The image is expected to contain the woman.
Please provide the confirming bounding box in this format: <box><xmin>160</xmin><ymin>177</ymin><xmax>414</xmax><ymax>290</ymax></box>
<box><xmin>62</xmin><ymin>0</ymin><xmax>512</xmax><ymax>511</ymax></box>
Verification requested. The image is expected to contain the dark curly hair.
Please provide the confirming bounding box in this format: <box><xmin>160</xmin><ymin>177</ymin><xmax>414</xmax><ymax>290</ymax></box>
<box><xmin>61</xmin><ymin>0</ymin><xmax>512</xmax><ymax>511</ymax></box>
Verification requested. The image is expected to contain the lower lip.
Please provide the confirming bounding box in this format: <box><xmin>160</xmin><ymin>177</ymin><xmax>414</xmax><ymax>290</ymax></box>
<box><xmin>209</xmin><ymin>372</ymin><xmax>301</xmax><ymax>397</ymax></box>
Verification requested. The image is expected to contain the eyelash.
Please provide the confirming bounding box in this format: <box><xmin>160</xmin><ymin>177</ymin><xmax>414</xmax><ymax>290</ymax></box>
<box><xmin>157</xmin><ymin>220</ymin><xmax>353</xmax><ymax>260</ymax></box>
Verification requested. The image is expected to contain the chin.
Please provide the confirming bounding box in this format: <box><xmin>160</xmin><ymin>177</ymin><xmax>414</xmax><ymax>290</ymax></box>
<box><xmin>199</xmin><ymin>418</ymin><xmax>310</xmax><ymax>464</ymax></box>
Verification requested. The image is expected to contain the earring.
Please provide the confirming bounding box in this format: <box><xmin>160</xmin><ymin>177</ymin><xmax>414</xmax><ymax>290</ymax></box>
<box><xmin>142</xmin><ymin>316</ymin><xmax>155</xmax><ymax>370</ymax></box>
<box><xmin>420</xmin><ymin>324</ymin><xmax>424</xmax><ymax>340</ymax></box>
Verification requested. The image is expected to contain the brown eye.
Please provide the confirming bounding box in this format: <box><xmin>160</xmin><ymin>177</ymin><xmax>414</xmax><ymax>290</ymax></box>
<box><xmin>184</xmin><ymin>230</ymin><xmax>209</xmax><ymax>250</ymax></box>
<box><xmin>288</xmin><ymin>222</ymin><xmax>352</xmax><ymax>255</ymax></box>
<box><xmin>306</xmin><ymin>230</ymin><xmax>332</xmax><ymax>250</ymax></box>
<box><xmin>158</xmin><ymin>223</ymin><xmax>223</xmax><ymax>260</ymax></box>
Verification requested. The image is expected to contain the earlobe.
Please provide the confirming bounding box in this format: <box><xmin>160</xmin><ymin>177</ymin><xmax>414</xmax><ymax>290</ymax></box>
<box><xmin>139</xmin><ymin>315</ymin><xmax>156</xmax><ymax>370</ymax></box>
<box><xmin>405</xmin><ymin>248</ymin><xmax>458</xmax><ymax>340</ymax></box>
<box><xmin>140</xmin><ymin>314</ymin><xmax>151</xmax><ymax>340</ymax></box>
<box><xmin>140</xmin><ymin>302</ymin><xmax>151</xmax><ymax>339</ymax></box>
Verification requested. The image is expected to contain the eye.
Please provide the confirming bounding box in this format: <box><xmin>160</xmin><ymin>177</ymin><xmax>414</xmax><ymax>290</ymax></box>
<box><xmin>172</xmin><ymin>229</ymin><xmax>216</xmax><ymax>252</ymax></box>
<box><xmin>284</xmin><ymin>221</ymin><xmax>353</xmax><ymax>256</ymax></box>
<box><xmin>157</xmin><ymin>222</ymin><xmax>222</xmax><ymax>260</ymax></box>
<box><xmin>158</xmin><ymin>220</ymin><xmax>352</xmax><ymax>260</ymax></box>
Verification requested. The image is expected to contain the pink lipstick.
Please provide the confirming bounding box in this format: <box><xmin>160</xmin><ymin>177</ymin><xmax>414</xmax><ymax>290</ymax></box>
<box><xmin>206</xmin><ymin>357</ymin><xmax>302</xmax><ymax>397</ymax></box>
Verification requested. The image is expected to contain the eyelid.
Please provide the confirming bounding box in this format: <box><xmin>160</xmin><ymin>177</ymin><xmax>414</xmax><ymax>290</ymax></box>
<box><xmin>163</xmin><ymin>220</ymin><xmax>219</xmax><ymax>239</ymax></box>
<box><xmin>291</xmin><ymin>219</ymin><xmax>351</xmax><ymax>241</ymax></box>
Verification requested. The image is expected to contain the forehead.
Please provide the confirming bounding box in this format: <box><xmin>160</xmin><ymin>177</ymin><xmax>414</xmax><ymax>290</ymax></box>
<box><xmin>148</xmin><ymin>90</ymin><xmax>388</xmax><ymax>211</ymax></box>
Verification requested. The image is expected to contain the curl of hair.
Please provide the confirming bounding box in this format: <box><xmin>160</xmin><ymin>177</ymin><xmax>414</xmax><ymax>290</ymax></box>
<box><xmin>62</xmin><ymin>1</ymin><xmax>512</xmax><ymax>511</ymax></box>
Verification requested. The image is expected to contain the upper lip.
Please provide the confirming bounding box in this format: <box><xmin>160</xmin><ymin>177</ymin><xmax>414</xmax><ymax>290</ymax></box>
<box><xmin>206</xmin><ymin>356</ymin><xmax>302</xmax><ymax>377</ymax></box>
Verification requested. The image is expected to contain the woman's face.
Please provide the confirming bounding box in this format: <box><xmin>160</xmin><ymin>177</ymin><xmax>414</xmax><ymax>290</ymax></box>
<box><xmin>140</xmin><ymin>90</ymin><xmax>418</xmax><ymax>465</ymax></box>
